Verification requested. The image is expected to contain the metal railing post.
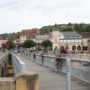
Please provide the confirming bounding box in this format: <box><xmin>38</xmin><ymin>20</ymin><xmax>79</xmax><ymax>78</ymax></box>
<box><xmin>79</xmin><ymin>55</ymin><xmax>82</xmax><ymax>81</ymax></box>
<box><xmin>79</xmin><ymin>54</ymin><xmax>82</xmax><ymax>59</ymax></box>
<box><xmin>89</xmin><ymin>56</ymin><xmax>90</xmax><ymax>61</ymax></box>
<box><xmin>66</xmin><ymin>57</ymin><xmax>71</xmax><ymax>90</ymax></box>
<box><xmin>25</xmin><ymin>51</ymin><xmax>27</xmax><ymax>58</ymax></box>
<box><xmin>71</xmin><ymin>55</ymin><xmax>74</xmax><ymax>76</ymax></box>
<box><xmin>42</xmin><ymin>56</ymin><xmax>44</xmax><ymax>65</ymax></box>
<box><xmin>89</xmin><ymin>56</ymin><xmax>90</xmax><ymax>85</ymax></box>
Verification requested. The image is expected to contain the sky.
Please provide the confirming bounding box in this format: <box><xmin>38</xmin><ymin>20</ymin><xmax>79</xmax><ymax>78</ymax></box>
<box><xmin>0</xmin><ymin>0</ymin><xmax>90</xmax><ymax>34</ymax></box>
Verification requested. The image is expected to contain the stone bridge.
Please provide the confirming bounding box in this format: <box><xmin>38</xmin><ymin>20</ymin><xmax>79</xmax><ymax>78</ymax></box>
<box><xmin>0</xmin><ymin>51</ymin><xmax>90</xmax><ymax>90</ymax></box>
<box><xmin>0</xmin><ymin>52</ymin><xmax>38</xmax><ymax>90</ymax></box>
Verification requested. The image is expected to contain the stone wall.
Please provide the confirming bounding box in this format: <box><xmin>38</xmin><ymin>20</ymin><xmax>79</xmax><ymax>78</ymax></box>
<box><xmin>0</xmin><ymin>78</ymin><xmax>15</xmax><ymax>90</ymax></box>
<box><xmin>0</xmin><ymin>71</ymin><xmax>38</xmax><ymax>90</ymax></box>
<box><xmin>16</xmin><ymin>71</ymin><xmax>38</xmax><ymax>90</ymax></box>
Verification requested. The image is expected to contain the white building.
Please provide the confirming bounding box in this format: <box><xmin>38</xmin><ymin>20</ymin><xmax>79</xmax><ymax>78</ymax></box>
<box><xmin>49</xmin><ymin>26</ymin><xmax>83</xmax><ymax>51</ymax></box>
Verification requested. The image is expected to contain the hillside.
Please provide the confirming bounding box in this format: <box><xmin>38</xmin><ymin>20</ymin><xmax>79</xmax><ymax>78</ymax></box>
<box><xmin>40</xmin><ymin>23</ymin><xmax>90</xmax><ymax>34</ymax></box>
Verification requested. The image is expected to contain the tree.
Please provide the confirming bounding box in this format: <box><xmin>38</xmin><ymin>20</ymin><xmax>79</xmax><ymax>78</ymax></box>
<box><xmin>40</xmin><ymin>26</ymin><xmax>53</xmax><ymax>34</ymax></box>
<box><xmin>68</xmin><ymin>22</ymin><xmax>72</xmax><ymax>26</ymax></box>
<box><xmin>23</xmin><ymin>40</ymin><xmax>37</xmax><ymax>48</ymax></box>
<box><xmin>60</xmin><ymin>27</ymin><xmax>73</xmax><ymax>32</ymax></box>
<box><xmin>74</xmin><ymin>23</ymin><xmax>87</xmax><ymax>33</ymax></box>
<box><xmin>41</xmin><ymin>40</ymin><xmax>52</xmax><ymax>52</ymax></box>
<box><xmin>7</xmin><ymin>40</ymin><xmax>15</xmax><ymax>49</ymax></box>
<box><xmin>86</xmin><ymin>25</ymin><xmax>90</xmax><ymax>32</ymax></box>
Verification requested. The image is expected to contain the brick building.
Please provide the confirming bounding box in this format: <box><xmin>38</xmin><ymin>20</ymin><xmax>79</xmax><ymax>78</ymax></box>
<box><xmin>20</xmin><ymin>28</ymin><xmax>39</xmax><ymax>43</ymax></box>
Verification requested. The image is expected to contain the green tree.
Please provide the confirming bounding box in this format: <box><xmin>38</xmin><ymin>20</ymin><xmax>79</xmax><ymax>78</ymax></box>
<box><xmin>23</xmin><ymin>40</ymin><xmax>37</xmax><ymax>48</ymax></box>
<box><xmin>74</xmin><ymin>23</ymin><xmax>86</xmax><ymax>33</ymax></box>
<box><xmin>86</xmin><ymin>25</ymin><xmax>90</xmax><ymax>32</ymax></box>
<box><xmin>41</xmin><ymin>40</ymin><xmax>52</xmax><ymax>52</ymax></box>
<box><xmin>60</xmin><ymin>27</ymin><xmax>73</xmax><ymax>32</ymax></box>
<box><xmin>40</xmin><ymin>26</ymin><xmax>53</xmax><ymax>34</ymax></box>
<box><xmin>7</xmin><ymin>40</ymin><xmax>15</xmax><ymax>50</ymax></box>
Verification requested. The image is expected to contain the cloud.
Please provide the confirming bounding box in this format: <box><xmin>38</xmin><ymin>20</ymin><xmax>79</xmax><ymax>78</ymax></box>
<box><xmin>0</xmin><ymin>0</ymin><xmax>90</xmax><ymax>33</ymax></box>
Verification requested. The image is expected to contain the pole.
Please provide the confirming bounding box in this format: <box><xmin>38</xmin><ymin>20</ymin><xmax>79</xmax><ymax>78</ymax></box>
<box><xmin>89</xmin><ymin>56</ymin><xmax>90</xmax><ymax>89</ymax></box>
<box><xmin>79</xmin><ymin>55</ymin><xmax>82</xmax><ymax>81</ymax></box>
<box><xmin>66</xmin><ymin>57</ymin><xmax>71</xmax><ymax>90</ymax></box>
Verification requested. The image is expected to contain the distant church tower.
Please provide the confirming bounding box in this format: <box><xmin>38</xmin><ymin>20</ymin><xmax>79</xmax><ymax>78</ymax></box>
<box><xmin>52</xmin><ymin>24</ymin><xmax>60</xmax><ymax>37</ymax></box>
<box><xmin>51</xmin><ymin>24</ymin><xmax>60</xmax><ymax>50</ymax></box>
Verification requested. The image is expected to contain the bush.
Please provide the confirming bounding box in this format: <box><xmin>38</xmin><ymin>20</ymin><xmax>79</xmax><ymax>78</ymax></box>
<box><xmin>7</xmin><ymin>40</ymin><xmax>15</xmax><ymax>50</ymax></box>
<box><xmin>23</xmin><ymin>40</ymin><xmax>37</xmax><ymax>48</ymax></box>
<box><xmin>41</xmin><ymin>40</ymin><xmax>52</xmax><ymax>52</ymax></box>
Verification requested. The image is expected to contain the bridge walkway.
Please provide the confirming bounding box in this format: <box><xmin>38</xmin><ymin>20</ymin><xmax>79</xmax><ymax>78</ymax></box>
<box><xmin>17</xmin><ymin>54</ymin><xmax>88</xmax><ymax>90</ymax></box>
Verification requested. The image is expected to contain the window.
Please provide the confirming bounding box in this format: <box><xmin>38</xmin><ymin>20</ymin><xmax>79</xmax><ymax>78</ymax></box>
<box><xmin>77</xmin><ymin>46</ymin><xmax>81</xmax><ymax>51</ymax></box>
<box><xmin>75</xmin><ymin>39</ymin><xmax>78</xmax><ymax>43</ymax></box>
<box><xmin>72</xmin><ymin>46</ymin><xmax>76</xmax><ymax>51</ymax></box>
<box><xmin>67</xmin><ymin>40</ymin><xmax>69</xmax><ymax>42</ymax></box>
<box><xmin>71</xmin><ymin>39</ymin><xmax>74</xmax><ymax>42</ymax></box>
<box><xmin>64</xmin><ymin>40</ymin><xmax>66</xmax><ymax>43</ymax></box>
<box><xmin>60</xmin><ymin>40</ymin><xmax>63</xmax><ymax>43</ymax></box>
<box><xmin>83</xmin><ymin>46</ymin><xmax>88</xmax><ymax>51</ymax></box>
<box><xmin>78</xmin><ymin>39</ymin><xmax>82</xmax><ymax>42</ymax></box>
<box><xmin>68</xmin><ymin>39</ymin><xmax>71</xmax><ymax>42</ymax></box>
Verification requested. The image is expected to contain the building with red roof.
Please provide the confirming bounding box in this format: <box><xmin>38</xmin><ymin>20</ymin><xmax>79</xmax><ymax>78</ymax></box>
<box><xmin>0</xmin><ymin>36</ymin><xmax>7</xmax><ymax>47</ymax></box>
<box><xmin>8</xmin><ymin>33</ymin><xmax>21</xmax><ymax>44</ymax></box>
<box><xmin>20</xmin><ymin>28</ymin><xmax>39</xmax><ymax>43</ymax></box>
<box><xmin>0</xmin><ymin>36</ymin><xmax>4</xmax><ymax>40</ymax></box>
<box><xmin>80</xmin><ymin>32</ymin><xmax>90</xmax><ymax>38</ymax></box>
<box><xmin>6</xmin><ymin>28</ymin><xmax>39</xmax><ymax>44</ymax></box>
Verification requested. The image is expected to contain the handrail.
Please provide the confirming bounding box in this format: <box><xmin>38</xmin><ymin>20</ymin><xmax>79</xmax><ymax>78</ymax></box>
<box><xmin>18</xmin><ymin>52</ymin><xmax>90</xmax><ymax>84</ymax></box>
<box><xmin>11</xmin><ymin>53</ymin><xmax>26</xmax><ymax>76</ymax></box>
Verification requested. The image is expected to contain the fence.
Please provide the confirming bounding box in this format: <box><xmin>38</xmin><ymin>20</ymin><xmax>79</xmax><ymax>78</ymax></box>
<box><xmin>66</xmin><ymin>54</ymin><xmax>90</xmax><ymax>60</ymax></box>
<box><xmin>11</xmin><ymin>53</ymin><xmax>26</xmax><ymax>76</ymax></box>
<box><xmin>20</xmin><ymin>52</ymin><xmax>90</xmax><ymax>84</ymax></box>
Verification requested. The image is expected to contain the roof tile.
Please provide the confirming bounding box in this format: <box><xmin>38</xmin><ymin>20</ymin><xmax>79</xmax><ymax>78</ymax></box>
<box><xmin>80</xmin><ymin>32</ymin><xmax>90</xmax><ymax>38</ymax></box>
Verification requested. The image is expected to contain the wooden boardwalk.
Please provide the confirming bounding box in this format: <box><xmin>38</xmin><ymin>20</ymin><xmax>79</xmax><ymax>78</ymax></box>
<box><xmin>18</xmin><ymin>55</ymin><xmax>88</xmax><ymax>90</ymax></box>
